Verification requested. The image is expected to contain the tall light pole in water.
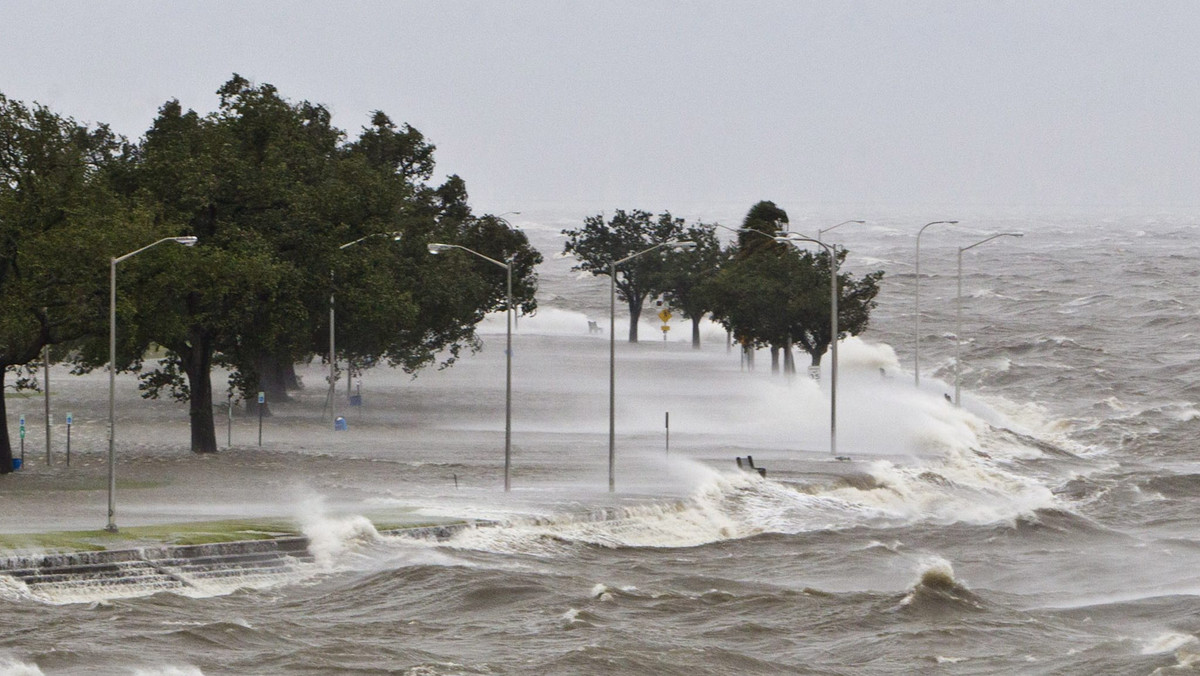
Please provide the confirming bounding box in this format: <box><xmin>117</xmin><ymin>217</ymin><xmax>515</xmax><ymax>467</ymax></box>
<box><xmin>914</xmin><ymin>220</ymin><xmax>958</xmax><ymax>387</ymax></box>
<box><xmin>774</xmin><ymin>234</ymin><xmax>842</xmax><ymax>458</ymax></box>
<box><xmin>108</xmin><ymin>236</ymin><xmax>198</xmax><ymax>533</ymax></box>
<box><xmin>955</xmin><ymin>232</ymin><xmax>1023</xmax><ymax>407</ymax></box>
<box><xmin>428</xmin><ymin>242</ymin><xmax>515</xmax><ymax>492</ymax></box>
<box><xmin>328</xmin><ymin>232</ymin><xmax>402</xmax><ymax>425</ymax></box>
<box><xmin>609</xmin><ymin>240</ymin><xmax>695</xmax><ymax>492</ymax></box>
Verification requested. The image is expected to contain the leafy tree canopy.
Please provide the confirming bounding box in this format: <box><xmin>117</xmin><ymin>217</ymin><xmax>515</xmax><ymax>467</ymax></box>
<box><xmin>562</xmin><ymin>209</ymin><xmax>689</xmax><ymax>342</ymax></box>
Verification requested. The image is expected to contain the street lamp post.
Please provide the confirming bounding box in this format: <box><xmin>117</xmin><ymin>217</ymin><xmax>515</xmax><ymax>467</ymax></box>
<box><xmin>608</xmin><ymin>240</ymin><xmax>695</xmax><ymax>492</ymax></box>
<box><xmin>108</xmin><ymin>235</ymin><xmax>198</xmax><ymax>533</ymax></box>
<box><xmin>774</xmin><ymin>234</ymin><xmax>841</xmax><ymax>458</ymax></box>
<box><xmin>328</xmin><ymin>233</ymin><xmax>402</xmax><ymax>425</ymax></box>
<box><xmin>428</xmin><ymin>243</ymin><xmax>515</xmax><ymax>491</ymax></box>
<box><xmin>955</xmin><ymin>233</ymin><xmax>1023</xmax><ymax>406</ymax></box>
<box><xmin>914</xmin><ymin>220</ymin><xmax>958</xmax><ymax>387</ymax></box>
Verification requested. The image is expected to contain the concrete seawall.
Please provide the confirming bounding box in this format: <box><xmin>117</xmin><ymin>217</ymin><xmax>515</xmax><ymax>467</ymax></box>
<box><xmin>0</xmin><ymin>522</ymin><xmax>476</xmax><ymax>603</ymax></box>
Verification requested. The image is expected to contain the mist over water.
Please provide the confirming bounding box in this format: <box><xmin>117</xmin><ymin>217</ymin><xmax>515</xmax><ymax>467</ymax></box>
<box><xmin>4</xmin><ymin>213</ymin><xmax>1200</xmax><ymax>673</ymax></box>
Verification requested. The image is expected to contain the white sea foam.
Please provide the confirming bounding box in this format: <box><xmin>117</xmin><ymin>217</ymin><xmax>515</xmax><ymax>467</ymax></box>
<box><xmin>296</xmin><ymin>494</ymin><xmax>381</xmax><ymax>569</ymax></box>
<box><xmin>131</xmin><ymin>667</ymin><xmax>205</xmax><ymax>676</ymax></box>
<box><xmin>0</xmin><ymin>657</ymin><xmax>44</xmax><ymax>676</ymax></box>
<box><xmin>441</xmin><ymin>440</ymin><xmax>1060</xmax><ymax>556</ymax></box>
<box><xmin>1143</xmin><ymin>632</ymin><xmax>1199</xmax><ymax>655</ymax></box>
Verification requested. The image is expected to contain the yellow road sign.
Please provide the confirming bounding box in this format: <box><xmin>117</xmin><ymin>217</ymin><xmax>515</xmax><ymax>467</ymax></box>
<box><xmin>657</xmin><ymin>308</ymin><xmax>672</xmax><ymax>323</ymax></box>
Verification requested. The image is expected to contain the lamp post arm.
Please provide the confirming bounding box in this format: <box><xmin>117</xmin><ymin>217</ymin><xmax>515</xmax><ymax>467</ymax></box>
<box><xmin>962</xmin><ymin>232</ymin><xmax>1023</xmax><ymax>253</ymax></box>
<box><xmin>113</xmin><ymin>236</ymin><xmax>196</xmax><ymax>264</ymax></box>
<box><xmin>818</xmin><ymin>219</ymin><xmax>865</xmax><ymax>242</ymax></box>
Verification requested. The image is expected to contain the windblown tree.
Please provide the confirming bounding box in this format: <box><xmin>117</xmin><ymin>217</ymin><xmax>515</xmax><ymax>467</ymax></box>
<box><xmin>562</xmin><ymin>209</ymin><xmax>689</xmax><ymax>343</ymax></box>
<box><xmin>329</xmin><ymin>118</ymin><xmax>541</xmax><ymax>382</ymax></box>
<box><xmin>707</xmin><ymin>201</ymin><xmax>883</xmax><ymax>374</ymax></box>
<box><xmin>784</xmin><ymin>247</ymin><xmax>883</xmax><ymax>368</ymax></box>
<box><xmin>660</xmin><ymin>222</ymin><xmax>725</xmax><ymax>348</ymax></box>
<box><xmin>0</xmin><ymin>93</ymin><xmax>155</xmax><ymax>471</ymax></box>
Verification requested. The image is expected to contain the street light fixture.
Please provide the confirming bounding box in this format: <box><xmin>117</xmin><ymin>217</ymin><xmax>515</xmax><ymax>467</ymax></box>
<box><xmin>954</xmin><ymin>232</ymin><xmax>1023</xmax><ymax>407</ymax></box>
<box><xmin>608</xmin><ymin>240</ymin><xmax>696</xmax><ymax>492</ymax></box>
<box><xmin>914</xmin><ymin>220</ymin><xmax>958</xmax><ymax>387</ymax></box>
<box><xmin>427</xmin><ymin>242</ymin><xmax>516</xmax><ymax>492</ymax></box>
<box><xmin>774</xmin><ymin>234</ymin><xmax>842</xmax><ymax>458</ymax></box>
<box><xmin>328</xmin><ymin>232</ymin><xmax>402</xmax><ymax>425</ymax></box>
<box><xmin>108</xmin><ymin>235</ymin><xmax>198</xmax><ymax>533</ymax></box>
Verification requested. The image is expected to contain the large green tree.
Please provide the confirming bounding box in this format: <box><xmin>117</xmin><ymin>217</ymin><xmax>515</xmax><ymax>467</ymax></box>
<box><xmin>660</xmin><ymin>222</ymin><xmax>725</xmax><ymax>348</ymax></box>
<box><xmin>0</xmin><ymin>93</ymin><xmax>155</xmax><ymax>471</ymax></box>
<box><xmin>81</xmin><ymin>76</ymin><xmax>540</xmax><ymax>453</ymax></box>
<box><xmin>562</xmin><ymin>209</ymin><xmax>688</xmax><ymax>343</ymax></box>
<box><xmin>708</xmin><ymin>201</ymin><xmax>883</xmax><ymax>372</ymax></box>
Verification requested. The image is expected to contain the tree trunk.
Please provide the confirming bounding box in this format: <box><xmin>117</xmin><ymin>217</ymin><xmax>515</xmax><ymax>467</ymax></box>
<box><xmin>182</xmin><ymin>330</ymin><xmax>218</xmax><ymax>454</ymax></box>
<box><xmin>770</xmin><ymin>346</ymin><xmax>780</xmax><ymax>373</ymax></box>
<box><xmin>0</xmin><ymin>368</ymin><xmax>10</xmax><ymax>474</ymax></box>
<box><xmin>254</xmin><ymin>354</ymin><xmax>294</xmax><ymax>402</ymax></box>
<box><xmin>283</xmin><ymin>361</ymin><xmax>301</xmax><ymax>390</ymax></box>
<box><xmin>627</xmin><ymin>295</ymin><xmax>645</xmax><ymax>343</ymax></box>
<box><xmin>691</xmin><ymin>316</ymin><xmax>702</xmax><ymax>349</ymax></box>
<box><xmin>784</xmin><ymin>342</ymin><xmax>796</xmax><ymax>375</ymax></box>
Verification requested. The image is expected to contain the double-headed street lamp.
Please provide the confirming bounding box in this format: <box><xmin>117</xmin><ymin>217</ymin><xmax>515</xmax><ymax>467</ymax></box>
<box><xmin>108</xmin><ymin>236</ymin><xmax>198</xmax><ymax>533</ymax></box>
<box><xmin>608</xmin><ymin>240</ymin><xmax>695</xmax><ymax>492</ymax></box>
<box><xmin>328</xmin><ymin>232</ymin><xmax>402</xmax><ymax>425</ymax></box>
<box><xmin>428</xmin><ymin>243</ymin><xmax>515</xmax><ymax>492</ymax></box>
<box><xmin>954</xmin><ymin>233</ymin><xmax>1023</xmax><ymax>406</ymax></box>
<box><xmin>774</xmin><ymin>234</ymin><xmax>842</xmax><ymax>458</ymax></box>
<box><xmin>914</xmin><ymin>220</ymin><xmax>958</xmax><ymax>387</ymax></box>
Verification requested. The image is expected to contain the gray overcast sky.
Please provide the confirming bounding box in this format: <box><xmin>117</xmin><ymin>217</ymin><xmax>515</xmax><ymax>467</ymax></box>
<box><xmin>1</xmin><ymin>1</ymin><xmax>1197</xmax><ymax>216</ymax></box>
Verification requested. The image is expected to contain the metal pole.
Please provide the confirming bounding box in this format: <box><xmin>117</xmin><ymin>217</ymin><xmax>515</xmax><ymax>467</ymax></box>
<box><xmin>503</xmin><ymin>260</ymin><xmax>512</xmax><ymax>492</ymax></box>
<box><xmin>665</xmin><ymin>411</ymin><xmax>670</xmax><ymax>455</ymax></box>
<box><xmin>329</xmin><ymin>270</ymin><xmax>336</xmax><ymax>426</ymax></box>
<box><xmin>774</xmin><ymin>234</ymin><xmax>840</xmax><ymax>458</ymax></box>
<box><xmin>107</xmin><ymin>257</ymin><xmax>117</xmax><ymax>532</ymax></box>
<box><xmin>227</xmin><ymin>392</ymin><xmax>232</xmax><ymax>448</ymax></box>
<box><xmin>914</xmin><ymin>220</ymin><xmax>957</xmax><ymax>387</ymax></box>
<box><xmin>955</xmin><ymin>247</ymin><xmax>963</xmax><ymax>406</ymax></box>
<box><xmin>954</xmin><ymin>233</ymin><xmax>1023</xmax><ymax>407</ymax></box>
<box><xmin>428</xmin><ymin>241</ymin><xmax>521</xmax><ymax>491</ymax></box>
<box><xmin>605</xmin><ymin>240</ymin><xmax>694</xmax><ymax>491</ymax></box>
<box><xmin>103</xmin><ymin>236</ymin><xmax>197</xmax><ymax>533</ymax></box>
<box><xmin>608</xmin><ymin>261</ymin><xmax>616</xmax><ymax>493</ymax></box>
<box><xmin>43</xmin><ymin>344</ymin><xmax>50</xmax><ymax>466</ymax></box>
<box><xmin>829</xmin><ymin>245</ymin><xmax>839</xmax><ymax>457</ymax></box>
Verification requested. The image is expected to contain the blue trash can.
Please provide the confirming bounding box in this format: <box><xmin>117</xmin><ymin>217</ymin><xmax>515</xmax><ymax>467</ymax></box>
<box><xmin>334</xmin><ymin>416</ymin><xmax>348</xmax><ymax>431</ymax></box>
<box><xmin>11</xmin><ymin>458</ymin><xmax>21</xmax><ymax>471</ymax></box>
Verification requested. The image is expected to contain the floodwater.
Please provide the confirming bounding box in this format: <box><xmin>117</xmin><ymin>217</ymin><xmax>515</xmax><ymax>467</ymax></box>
<box><xmin>2</xmin><ymin>213</ymin><xmax>1200</xmax><ymax>675</ymax></box>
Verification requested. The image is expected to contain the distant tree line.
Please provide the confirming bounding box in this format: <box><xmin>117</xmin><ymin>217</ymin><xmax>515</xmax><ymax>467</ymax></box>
<box><xmin>0</xmin><ymin>75</ymin><xmax>541</xmax><ymax>469</ymax></box>
<box><xmin>562</xmin><ymin>201</ymin><xmax>883</xmax><ymax>373</ymax></box>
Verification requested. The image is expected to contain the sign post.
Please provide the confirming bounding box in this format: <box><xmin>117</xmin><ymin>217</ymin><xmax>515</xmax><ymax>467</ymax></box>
<box><xmin>257</xmin><ymin>392</ymin><xmax>265</xmax><ymax>447</ymax></box>
<box><xmin>65</xmin><ymin>413</ymin><xmax>73</xmax><ymax>466</ymax></box>
<box><xmin>658</xmin><ymin>307</ymin><xmax>672</xmax><ymax>341</ymax></box>
<box><xmin>19</xmin><ymin>414</ymin><xmax>25</xmax><ymax>466</ymax></box>
<box><xmin>227</xmin><ymin>393</ymin><xmax>233</xmax><ymax>448</ymax></box>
